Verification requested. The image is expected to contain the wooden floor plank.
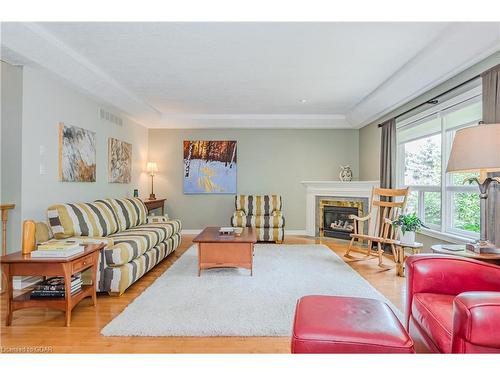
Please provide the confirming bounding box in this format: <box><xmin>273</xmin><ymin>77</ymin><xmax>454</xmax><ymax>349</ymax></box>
<box><xmin>0</xmin><ymin>235</ymin><xmax>405</xmax><ymax>353</ymax></box>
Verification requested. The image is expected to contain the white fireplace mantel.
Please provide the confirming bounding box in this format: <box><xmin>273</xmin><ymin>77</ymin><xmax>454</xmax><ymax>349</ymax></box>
<box><xmin>301</xmin><ymin>180</ymin><xmax>379</xmax><ymax>236</ymax></box>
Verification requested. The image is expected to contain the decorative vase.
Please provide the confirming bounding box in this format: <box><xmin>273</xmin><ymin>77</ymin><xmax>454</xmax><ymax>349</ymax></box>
<box><xmin>21</xmin><ymin>220</ymin><xmax>36</xmax><ymax>254</ymax></box>
<box><xmin>400</xmin><ymin>230</ymin><xmax>416</xmax><ymax>245</ymax></box>
<box><xmin>339</xmin><ymin>165</ymin><xmax>353</xmax><ymax>182</ymax></box>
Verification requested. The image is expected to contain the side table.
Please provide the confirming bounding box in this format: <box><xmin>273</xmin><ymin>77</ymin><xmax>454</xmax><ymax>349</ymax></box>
<box><xmin>431</xmin><ymin>244</ymin><xmax>500</xmax><ymax>265</ymax></box>
<box><xmin>0</xmin><ymin>243</ymin><xmax>104</xmax><ymax>326</ymax></box>
<box><xmin>394</xmin><ymin>241</ymin><xmax>423</xmax><ymax>277</ymax></box>
<box><xmin>143</xmin><ymin>198</ymin><xmax>166</xmax><ymax>215</ymax></box>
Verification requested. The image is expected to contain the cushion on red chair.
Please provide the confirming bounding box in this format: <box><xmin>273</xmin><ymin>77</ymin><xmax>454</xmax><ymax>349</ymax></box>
<box><xmin>292</xmin><ymin>295</ymin><xmax>415</xmax><ymax>354</ymax></box>
<box><xmin>411</xmin><ymin>293</ymin><xmax>454</xmax><ymax>353</ymax></box>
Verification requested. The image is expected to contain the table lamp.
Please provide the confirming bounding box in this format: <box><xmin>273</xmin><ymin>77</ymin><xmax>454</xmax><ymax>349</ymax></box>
<box><xmin>446</xmin><ymin>123</ymin><xmax>500</xmax><ymax>253</ymax></box>
<box><xmin>146</xmin><ymin>162</ymin><xmax>158</xmax><ymax>200</ymax></box>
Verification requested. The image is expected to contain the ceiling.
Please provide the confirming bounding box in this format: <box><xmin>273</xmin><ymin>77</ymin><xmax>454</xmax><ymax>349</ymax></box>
<box><xmin>1</xmin><ymin>22</ymin><xmax>499</xmax><ymax>128</ymax></box>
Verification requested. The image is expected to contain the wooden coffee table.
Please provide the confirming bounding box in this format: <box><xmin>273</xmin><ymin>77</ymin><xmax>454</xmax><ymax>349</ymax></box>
<box><xmin>193</xmin><ymin>227</ymin><xmax>257</xmax><ymax>276</ymax></box>
<box><xmin>0</xmin><ymin>243</ymin><xmax>104</xmax><ymax>326</ymax></box>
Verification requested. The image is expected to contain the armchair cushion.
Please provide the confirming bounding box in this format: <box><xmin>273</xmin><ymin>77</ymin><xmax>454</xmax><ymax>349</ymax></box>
<box><xmin>235</xmin><ymin>195</ymin><xmax>282</xmax><ymax>215</ymax></box>
<box><xmin>231</xmin><ymin>213</ymin><xmax>284</xmax><ymax>228</ymax></box>
<box><xmin>412</xmin><ymin>293</ymin><xmax>454</xmax><ymax>353</ymax></box>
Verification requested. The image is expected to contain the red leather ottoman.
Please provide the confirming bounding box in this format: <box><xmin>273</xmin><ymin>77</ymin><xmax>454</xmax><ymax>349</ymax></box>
<box><xmin>291</xmin><ymin>295</ymin><xmax>415</xmax><ymax>353</ymax></box>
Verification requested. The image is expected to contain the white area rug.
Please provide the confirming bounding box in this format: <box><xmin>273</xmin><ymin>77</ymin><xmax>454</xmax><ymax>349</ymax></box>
<box><xmin>101</xmin><ymin>244</ymin><xmax>400</xmax><ymax>337</ymax></box>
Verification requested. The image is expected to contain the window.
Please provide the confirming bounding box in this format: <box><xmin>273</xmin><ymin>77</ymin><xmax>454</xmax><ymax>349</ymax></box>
<box><xmin>396</xmin><ymin>86</ymin><xmax>482</xmax><ymax>239</ymax></box>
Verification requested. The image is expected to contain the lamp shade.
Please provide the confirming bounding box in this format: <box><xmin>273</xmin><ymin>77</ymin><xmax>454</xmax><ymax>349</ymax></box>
<box><xmin>446</xmin><ymin>123</ymin><xmax>500</xmax><ymax>173</ymax></box>
<box><xmin>146</xmin><ymin>162</ymin><xmax>158</xmax><ymax>174</ymax></box>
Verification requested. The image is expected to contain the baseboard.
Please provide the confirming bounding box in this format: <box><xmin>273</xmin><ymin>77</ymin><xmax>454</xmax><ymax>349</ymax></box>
<box><xmin>285</xmin><ymin>230</ymin><xmax>307</xmax><ymax>236</ymax></box>
<box><xmin>182</xmin><ymin>229</ymin><xmax>308</xmax><ymax>236</ymax></box>
<box><xmin>13</xmin><ymin>276</ymin><xmax>42</xmax><ymax>290</ymax></box>
<box><xmin>181</xmin><ymin>229</ymin><xmax>203</xmax><ymax>235</ymax></box>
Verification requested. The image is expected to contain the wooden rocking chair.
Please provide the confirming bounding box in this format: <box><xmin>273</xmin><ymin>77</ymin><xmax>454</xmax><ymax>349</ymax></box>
<box><xmin>344</xmin><ymin>187</ymin><xmax>409</xmax><ymax>267</ymax></box>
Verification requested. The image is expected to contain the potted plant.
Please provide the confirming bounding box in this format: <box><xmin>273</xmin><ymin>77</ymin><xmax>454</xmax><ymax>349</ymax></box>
<box><xmin>392</xmin><ymin>213</ymin><xmax>427</xmax><ymax>245</ymax></box>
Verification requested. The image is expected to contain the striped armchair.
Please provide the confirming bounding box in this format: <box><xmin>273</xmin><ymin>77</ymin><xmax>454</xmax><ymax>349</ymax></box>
<box><xmin>230</xmin><ymin>195</ymin><xmax>284</xmax><ymax>243</ymax></box>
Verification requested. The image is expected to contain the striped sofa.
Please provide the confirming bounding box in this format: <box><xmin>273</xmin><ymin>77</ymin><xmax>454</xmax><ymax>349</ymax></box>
<box><xmin>230</xmin><ymin>195</ymin><xmax>284</xmax><ymax>242</ymax></box>
<box><xmin>47</xmin><ymin>198</ymin><xmax>181</xmax><ymax>295</ymax></box>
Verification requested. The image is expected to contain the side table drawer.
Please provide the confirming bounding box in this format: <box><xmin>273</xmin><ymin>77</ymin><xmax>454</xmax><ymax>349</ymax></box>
<box><xmin>72</xmin><ymin>254</ymin><xmax>95</xmax><ymax>273</ymax></box>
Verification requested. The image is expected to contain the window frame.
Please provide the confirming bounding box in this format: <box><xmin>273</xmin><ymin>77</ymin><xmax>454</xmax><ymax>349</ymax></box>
<box><xmin>396</xmin><ymin>85</ymin><xmax>482</xmax><ymax>240</ymax></box>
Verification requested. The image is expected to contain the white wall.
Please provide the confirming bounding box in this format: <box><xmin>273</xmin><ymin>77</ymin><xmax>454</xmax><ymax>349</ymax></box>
<box><xmin>1</xmin><ymin>64</ymin><xmax>150</xmax><ymax>252</ymax></box>
<box><xmin>1</xmin><ymin>61</ymin><xmax>23</xmax><ymax>252</ymax></box>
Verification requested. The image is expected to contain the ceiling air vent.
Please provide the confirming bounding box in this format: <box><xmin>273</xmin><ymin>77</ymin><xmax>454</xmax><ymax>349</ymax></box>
<box><xmin>99</xmin><ymin>108</ymin><xmax>123</xmax><ymax>126</ymax></box>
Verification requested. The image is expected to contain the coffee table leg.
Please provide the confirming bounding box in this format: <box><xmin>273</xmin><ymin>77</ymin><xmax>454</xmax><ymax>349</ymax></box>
<box><xmin>250</xmin><ymin>244</ymin><xmax>253</xmax><ymax>276</ymax></box>
<box><xmin>198</xmin><ymin>244</ymin><xmax>201</xmax><ymax>276</ymax></box>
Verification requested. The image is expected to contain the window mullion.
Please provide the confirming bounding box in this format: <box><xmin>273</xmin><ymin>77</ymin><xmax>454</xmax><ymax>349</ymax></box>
<box><xmin>418</xmin><ymin>190</ymin><xmax>424</xmax><ymax>223</ymax></box>
<box><xmin>440</xmin><ymin>114</ymin><xmax>446</xmax><ymax>233</ymax></box>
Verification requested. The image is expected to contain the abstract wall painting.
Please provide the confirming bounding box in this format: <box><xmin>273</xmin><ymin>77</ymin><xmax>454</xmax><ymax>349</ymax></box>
<box><xmin>108</xmin><ymin>137</ymin><xmax>132</xmax><ymax>183</ymax></box>
<box><xmin>58</xmin><ymin>123</ymin><xmax>96</xmax><ymax>182</ymax></box>
<box><xmin>183</xmin><ymin>140</ymin><xmax>237</xmax><ymax>194</ymax></box>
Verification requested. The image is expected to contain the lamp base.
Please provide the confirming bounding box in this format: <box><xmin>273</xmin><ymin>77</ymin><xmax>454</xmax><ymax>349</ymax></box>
<box><xmin>149</xmin><ymin>193</ymin><xmax>156</xmax><ymax>201</ymax></box>
<box><xmin>466</xmin><ymin>241</ymin><xmax>500</xmax><ymax>254</ymax></box>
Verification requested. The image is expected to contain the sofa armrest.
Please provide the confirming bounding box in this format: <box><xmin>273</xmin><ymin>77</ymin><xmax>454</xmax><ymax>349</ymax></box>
<box><xmin>405</xmin><ymin>255</ymin><xmax>500</xmax><ymax>329</ymax></box>
<box><xmin>452</xmin><ymin>292</ymin><xmax>500</xmax><ymax>352</ymax></box>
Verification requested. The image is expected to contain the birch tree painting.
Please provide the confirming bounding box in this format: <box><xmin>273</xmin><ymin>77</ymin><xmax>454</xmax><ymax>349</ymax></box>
<box><xmin>183</xmin><ymin>140</ymin><xmax>237</xmax><ymax>194</ymax></box>
<box><xmin>58</xmin><ymin>123</ymin><xmax>96</xmax><ymax>182</ymax></box>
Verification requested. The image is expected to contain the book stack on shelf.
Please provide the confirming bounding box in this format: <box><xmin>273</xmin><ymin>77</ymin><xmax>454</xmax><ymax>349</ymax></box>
<box><xmin>31</xmin><ymin>273</ymin><xmax>83</xmax><ymax>298</ymax></box>
<box><xmin>31</xmin><ymin>240</ymin><xmax>84</xmax><ymax>258</ymax></box>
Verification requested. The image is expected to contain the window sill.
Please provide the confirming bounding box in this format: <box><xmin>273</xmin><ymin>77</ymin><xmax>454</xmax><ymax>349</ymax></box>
<box><xmin>419</xmin><ymin>228</ymin><xmax>476</xmax><ymax>244</ymax></box>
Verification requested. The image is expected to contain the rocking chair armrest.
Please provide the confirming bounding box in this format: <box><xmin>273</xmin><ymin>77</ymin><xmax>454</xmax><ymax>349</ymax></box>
<box><xmin>348</xmin><ymin>213</ymin><xmax>371</xmax><ymax>222</ymax></box>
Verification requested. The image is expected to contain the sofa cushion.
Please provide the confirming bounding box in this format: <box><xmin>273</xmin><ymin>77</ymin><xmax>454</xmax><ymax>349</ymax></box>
<box><xmin>47</xmin><ymin>201</ymin><xmax>120</xmax><ymax>239</ymax></box>
<box><xmin>231</xmin><ymin>213</ymin><xmax>284</xmax><ymax>228</ymax></box>
<box><xmin>103</xmin><ymin>198</ymin><xmax>148</xmax><ymax>230</ymax></box>
<box><xmin>412</xmin><ymin>292</ymin><xmax>454</xmax><ymax>353</ymax></box>
<box><xmin>104</xmin><ymin>219</ymin><xmax>182</xmax><ymax>266</ymax></box>
<box><xmin>235</xmin><ymin>195</ymin><xmax>282</xmax><ymax>215</ymax></box>
<box><xmin>99</xmin><ymin>232</ymin><xmax>181</xmax><ymax>294</ymax></box>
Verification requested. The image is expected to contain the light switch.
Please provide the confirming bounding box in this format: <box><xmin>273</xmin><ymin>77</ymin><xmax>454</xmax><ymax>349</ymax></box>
<box><xmin>39</xmin><ymin>145</ymin><xmax>47</xmax><ymax>175</ymax></box>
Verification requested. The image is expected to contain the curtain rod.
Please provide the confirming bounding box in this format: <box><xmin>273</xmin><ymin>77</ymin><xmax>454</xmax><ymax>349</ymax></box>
<box><xmin>378</xmin><ymin>74</ymin><xmax>481</xmax><ymax>128</ymax></box>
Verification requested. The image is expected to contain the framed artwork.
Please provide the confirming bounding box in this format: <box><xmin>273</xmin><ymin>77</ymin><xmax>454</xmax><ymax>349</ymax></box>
<box><xmin>183</xmin><ymin>140</ymin><xmax>237</xmax><ymax>194</ymax></box>
<box><xmin>58</xmin><ymin>123</ymin><xmax>96</xmax><ymax>182</ymax></box>
<box><xmin>108</xmin><ymin>137</ymin><xmax>132</xmax><ymax>183</ymax></box>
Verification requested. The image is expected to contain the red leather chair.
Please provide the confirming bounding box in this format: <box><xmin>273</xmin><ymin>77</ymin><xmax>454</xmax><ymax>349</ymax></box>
<box><xmin>405</xmin><ymin>254</ymin><xmax>500</xmax><ymax>353</ymax></box>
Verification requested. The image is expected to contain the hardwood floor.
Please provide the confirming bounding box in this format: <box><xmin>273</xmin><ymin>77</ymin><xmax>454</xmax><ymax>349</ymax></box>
<box><xmin>0</xmin><ymin>235</ymin><xmax>405</xmax><ymax>353</ymax></box>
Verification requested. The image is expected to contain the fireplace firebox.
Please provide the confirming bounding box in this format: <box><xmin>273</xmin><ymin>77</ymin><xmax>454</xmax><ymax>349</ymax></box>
<box><xmin>322</xmin><ymin>205</ymin><xmax>359</xmax><ymax>240</ymax></box>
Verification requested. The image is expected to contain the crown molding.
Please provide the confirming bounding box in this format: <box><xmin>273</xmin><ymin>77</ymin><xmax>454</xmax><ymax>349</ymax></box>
<box><xmin>1</xmin><ymin>22</ymin><xmax>161</xmax><ymax>127</ymax></box>
<box><xmin>347</xmin><ymin>22</ymin><xmax>500</xmax><ymax>128</ymax></box>
<box><xmin>157</xmin><ymin>113</ymin><xmax>351</xmax><ymax>129</ymax></box>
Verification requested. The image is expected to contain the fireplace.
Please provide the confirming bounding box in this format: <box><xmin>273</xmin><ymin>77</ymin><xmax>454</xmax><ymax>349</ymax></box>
<box><xmin>322</xmin><ymin>206</ymin><xmax>358</xmax><ymax>240</ymax></box>
<box><xmin>318</xmin><ymin>198</ymin><xmax>365</xmax><ymax>240</ymax></box>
